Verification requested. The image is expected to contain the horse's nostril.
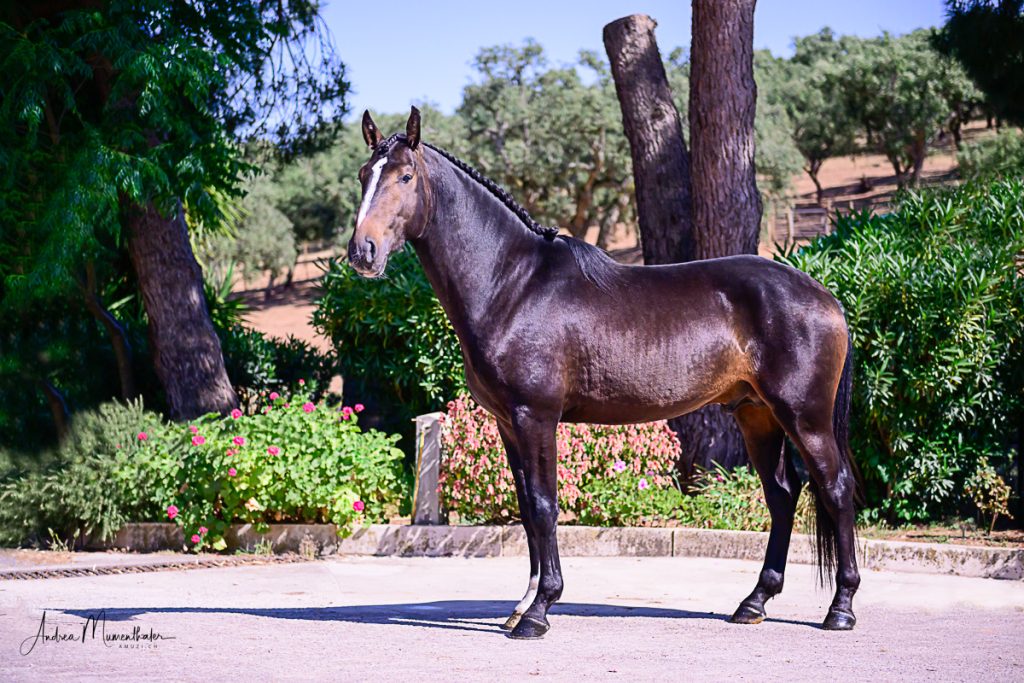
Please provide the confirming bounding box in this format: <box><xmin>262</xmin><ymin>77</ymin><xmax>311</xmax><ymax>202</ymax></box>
<box><xmin>365</xmin><ymin>238</ymin><xmax>377</xmax><ymax>260</ymax></box>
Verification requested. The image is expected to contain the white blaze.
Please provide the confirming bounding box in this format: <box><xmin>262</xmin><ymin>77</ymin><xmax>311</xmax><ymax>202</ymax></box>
<box><xmin>356</xmin><ymin>156</ymin><xmax>388</xmax><ymax>227</ymax></box>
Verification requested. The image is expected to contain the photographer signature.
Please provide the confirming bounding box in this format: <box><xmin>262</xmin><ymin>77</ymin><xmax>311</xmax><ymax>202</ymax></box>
<box><xmin>20</xmin><ymin>610</ymin><xmax>175</xmax><ymax>656</ymax></box>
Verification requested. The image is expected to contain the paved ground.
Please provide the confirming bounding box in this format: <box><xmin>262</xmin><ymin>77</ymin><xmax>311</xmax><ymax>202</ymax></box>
<box><xmin>1</xmin><ymin>556</ymin><xmax>1022</xmax><ymax>681</ymax></box>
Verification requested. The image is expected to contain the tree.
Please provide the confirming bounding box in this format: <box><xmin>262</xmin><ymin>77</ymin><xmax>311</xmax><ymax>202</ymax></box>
<box><xmin>458</xmin><ymin>42</ymin><xmax>634</xmax><ymax>242</ymax></box>
<box><xmin>604</xmin><ymin>8</ymin><xmax>758</xmax><ymax>474</ymax></box>
<box><xmin>835</xmin><ymin>31</ymin><xmax>972</xmax><ymax>186</ymax></box>
<box><xmin>783</xmin><ymin>30</ymin><xmax>859</xmax><ymax>203</ymax></box>
<box><xmin>938</xmin><ymin>0</ymin><xmax>1024</xmax><ymax>127</ymax></box>
<box><xmin>602</xmin><ymin>15</ymin><xmax>695</xmax><ymax>265</ymax></box>
<box><xmin>0</xmin><ymin>1</ymin><xmax>348</xmax><ymax>422</ymax></box>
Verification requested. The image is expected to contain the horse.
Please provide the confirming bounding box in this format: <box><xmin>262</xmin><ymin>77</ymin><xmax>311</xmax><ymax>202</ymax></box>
<box><xmin>348</xmin><ymin>107</ymin><xmax>861</xmax><ymax>640</ymax></box>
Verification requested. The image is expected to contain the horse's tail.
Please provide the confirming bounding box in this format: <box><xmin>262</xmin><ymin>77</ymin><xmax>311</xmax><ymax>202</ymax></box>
<box><xmin>810</xmin><ymin>321</ymin><xmax>862</xmax><ymax>586</ymax></box>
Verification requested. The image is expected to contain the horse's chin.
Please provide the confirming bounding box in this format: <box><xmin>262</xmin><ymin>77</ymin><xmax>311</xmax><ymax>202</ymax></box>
<box><xmin>351</xmin><ymin>259</ymin><xmax>389</xmax><ymax>279</ymax></box>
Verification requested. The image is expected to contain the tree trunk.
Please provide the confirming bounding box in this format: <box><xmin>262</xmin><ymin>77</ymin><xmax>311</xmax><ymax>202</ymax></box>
<box><xmin>676</xmin><ymin>0</ymin><xmax>762</xmax><ymax>474</ymax></box>
<box><xmin>603</xmin><ymin>14</ymin><xmax>695</xmax><ymax>265</ymax></box>
<box><xmin>604</xmin><ymin>11</ymin><xmax>749</xmax><ymax>478</ymax></box>
<box><xmin>125</xmin><ymin>200</ymin><xmax>238</xmax><ymax>420</ymax></box>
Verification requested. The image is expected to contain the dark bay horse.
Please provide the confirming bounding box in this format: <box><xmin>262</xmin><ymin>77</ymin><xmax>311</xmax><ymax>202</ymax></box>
<box><xmin>348</xmin><ymin>107</ymin><xmax>860</xmax><ymax>639</ymax></box>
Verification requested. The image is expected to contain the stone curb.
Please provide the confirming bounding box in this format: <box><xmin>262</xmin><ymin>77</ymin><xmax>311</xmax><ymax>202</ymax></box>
<box><xmin>88</xmin><ymin>523</ymin><xmax>1024</xmax><ymax>581</ymax></box>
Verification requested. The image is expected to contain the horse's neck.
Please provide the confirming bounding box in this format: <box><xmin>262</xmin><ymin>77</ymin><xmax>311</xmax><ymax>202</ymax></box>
<box><xmin>411</xmin><ymin>153</ymin><xmax>539</xmax><ymax>332</ymax></box>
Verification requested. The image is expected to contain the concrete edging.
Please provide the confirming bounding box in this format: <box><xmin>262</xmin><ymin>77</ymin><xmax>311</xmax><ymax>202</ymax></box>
<box><xmin>92</xmin><ymin>523</ymin><xmax>1024</xmax><ymax>581</ymax></box>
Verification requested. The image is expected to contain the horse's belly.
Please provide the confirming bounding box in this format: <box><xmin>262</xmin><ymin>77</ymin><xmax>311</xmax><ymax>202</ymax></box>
<box><xmin>563</xmin><ymin>328</ymin><xmax>748</xmax><ymax>424</ymax></box>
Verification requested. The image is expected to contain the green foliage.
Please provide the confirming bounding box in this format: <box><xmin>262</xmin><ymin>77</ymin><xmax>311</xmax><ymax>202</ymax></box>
<box><xmin>674</xmin><ymin>465</ymin><xmax>813</xmax><ymax>532</ymax></box>
<box><xmin>0</xmin><ymin>400</ymin><xmax>179</xmax><ymax>546</ymax></box>
<box><xmin>314</xmin><ymin>247</ymin><xmax>464</xmax><ymax>427</ymax></box>
<box><xmin>832</xmin><ymin>30</ymin><xmax>982</xmax><ymax>184</ymax></box>
<box><xmin>778</xmin><ymin>180</ymin><xmax>1024</xmax><ymax>522</ymax></box>
<box><xmin>171</xmin><ymin>391</ymin><xmax>404</xmax><ymax>551</ymax></box>
<box><xmin>0</xmin><ymin>395</ymin><xmax>409</xmax><ymax>549</ymax></box>
<box><xmin>958</xmin><ymin>130</ymin><xmax>1024</xmax><ymax>179</ymax></box>
<box><xmin>218</xmin><ymin>325</ymin><xmax>337</xmax><ymax>411</ymax></box>
<box><xmin>964</xmin><ymin>455</ymin><xmax>1015</xmax><ymax>532</ymax></box>
<box><xmin>938</xmin><ymin>0</ymin><xmax>1024</xmax><ymax>127</ymax></box>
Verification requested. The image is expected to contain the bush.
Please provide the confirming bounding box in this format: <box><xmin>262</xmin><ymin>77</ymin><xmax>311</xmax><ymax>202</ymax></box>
<box><xmin>439</xmin><ymin>395</ymin><xmax>683</xmax><ymax>525</ymax></box>
<box><xmin>0</xmin><ymin>393</ymin><xmax>409</xmax><ymax>549</ymax></box>
<box><xmin>778</xmin><ymin>180</ymin><xmax>1024</xmax><ymax>523</ymax></box>
<box><xmin>0</xmin><ymin>400</ymin><xmax>178</xmax><ymax>546</ymax></box>
<box><xmin>165</xmin><ymin>389</ymin><xmax>405</xmax><ymax>550</ymax></box>
<box><xmin>958</xmin><ymin>131</ymin><xmax>1024</xmax><ymax>180</ymax></box>
<box><xmin>314</xmin><ymin>246</ymin><xmax>464</xmax><ymax>429</ymax></box>
<box><xmin>675</xmin><ymin>464</ymin><xmax>812</xmax><ymax>532</ymax></box>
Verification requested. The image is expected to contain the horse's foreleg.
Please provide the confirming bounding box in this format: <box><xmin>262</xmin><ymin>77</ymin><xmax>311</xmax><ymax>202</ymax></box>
<box><xmin>505</xmin><ymin>408</ymin><xmax>561</xmax><ymax>640</ymax></box>
<box><xmin>497</xmin><ymin>425</ymin><xmax>540</xmax><ymax>631</ymax></box>
<box><xmin>730</xmin><ymin>405</ymin><xmax>796</xmax><ymax>625</ymax></box>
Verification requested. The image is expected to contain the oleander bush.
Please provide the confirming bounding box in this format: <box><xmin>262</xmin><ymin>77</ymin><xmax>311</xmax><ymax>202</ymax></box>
<box><xmin>778</xmin><ymin>179</ymin><xmax>1024</xmax><ymax>523</ymax></box>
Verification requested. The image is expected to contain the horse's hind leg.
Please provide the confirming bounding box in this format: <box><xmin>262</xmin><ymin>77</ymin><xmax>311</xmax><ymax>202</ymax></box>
<box><xmin>729</xmin><ymin>404</ymin><xmax>799</xmax><ymax>625</ymax></box>
<box><xmin>497</xmin><ymin>424</ymin><xmax>540</xmax><ymax>631</ymax></box>
<box><xmin>774</xmin><ymin>405</ymin><xmax>860</xmax><ymax>630</ymax></box>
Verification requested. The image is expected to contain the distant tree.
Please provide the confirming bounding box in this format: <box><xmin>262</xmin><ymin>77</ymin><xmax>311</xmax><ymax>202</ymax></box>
<box><xmin>835</xmin><ymin>31</ymin><xmax>973</xmax><ymax>186</ymax></box>
<box><xmin>783</xmin><ymin>30</ymin><xmax>860</xmax><ymax>203</ymax></box>
<box><xmin>0</xmin><ymin>1</ymin><xmax>348</xmax><ymax>421</ymax></box>
<box><xmin>938</xmin><ymin>0</ymin><xmax>1024</xmax><ymax>127</ymax></box>
<box><xmin>458</xmin><ymin>42</ymin><xmax>634</xmax><ymax>242</ymax></box>
<box><xmin>751</xmin><ymin>50</ymin><xmax>804</xmax><ymax>203</ymax></box>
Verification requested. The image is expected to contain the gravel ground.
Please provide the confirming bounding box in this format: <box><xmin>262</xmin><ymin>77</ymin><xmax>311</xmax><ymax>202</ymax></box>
<box><xmin>1</xmin><ymin>555</ymin><xmax>1022</xmax><ymax>681</ymax></box>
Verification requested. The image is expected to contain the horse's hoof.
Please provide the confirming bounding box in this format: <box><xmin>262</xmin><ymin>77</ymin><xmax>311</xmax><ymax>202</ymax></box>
<box><xmin>507</xmin><ymin>614</ymin><xmax>550</xmax><ymax>640</ymax></box>
<box><xmin>500</xmin><ymin>613</ymin><xmax>522</xmax><ymax>631</ymax></box>
<box><xmin>729</xmin><ymin>602</ymin><xmax>766</xmax><ymax>625</ymax></box>
<box><xmin>822</xmin><ymin>609</ymin><xmax>857</xmax><ymax>631</ymax></box>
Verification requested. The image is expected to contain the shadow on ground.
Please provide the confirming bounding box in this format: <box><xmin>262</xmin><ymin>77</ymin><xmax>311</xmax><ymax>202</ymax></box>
<box><xmin>59</xmin><ymin>601</ymin><xmax>820</xmax><ymax>633</ymax></box>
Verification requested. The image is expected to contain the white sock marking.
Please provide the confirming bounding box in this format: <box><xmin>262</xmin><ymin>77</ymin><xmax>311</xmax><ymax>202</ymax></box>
<box><xmin>356</xmin><ymin>156</ymin><xmax>388</xmax><ymax>227</ymax></box>
<box><xmin>514</xmin><ymin>573</ymin><xmax>540</xmax><ymax>614</ymax></box>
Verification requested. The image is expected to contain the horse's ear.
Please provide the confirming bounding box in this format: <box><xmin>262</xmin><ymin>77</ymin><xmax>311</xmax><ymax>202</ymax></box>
<box><xmin>362</xmin><ymin>110</ymin><xmax>383</xmax><ymax>149</ymax></box>
<box><xmin>406</xmin><ymin>105</ymin><xmax>421</xmax><ymax>150</ymax></box>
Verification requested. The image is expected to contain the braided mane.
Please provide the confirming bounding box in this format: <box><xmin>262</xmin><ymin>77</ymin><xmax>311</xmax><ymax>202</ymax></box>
<box><xmin>377</xmin><ymin>133</ymin><xmax>558</xmax><ymax>241</ymax></box>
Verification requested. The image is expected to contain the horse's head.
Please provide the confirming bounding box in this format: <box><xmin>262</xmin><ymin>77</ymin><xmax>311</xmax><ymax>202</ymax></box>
<box><xmin>347</xmin><ymin>106</ymin><xmax>431</xmax><ymax>278</ymax></box>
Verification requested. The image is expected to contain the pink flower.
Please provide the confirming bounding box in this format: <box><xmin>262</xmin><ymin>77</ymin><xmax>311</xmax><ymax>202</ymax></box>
<box><xmin>137</xmin><ymin>432</ymin><xmax>148</xmax><ymax>441</ymax></box>
<box><xmin>198</xmin><ymin>526</ymin><xmax>208</xmax><ymax>535</ymax></box>
<box><xmin>613</xmin><ymin>460</ymin><xmax>626</xmax><ymax>473</ymax></box>
<box><xmin>352</xmin><ymin>500</ymin><xmax>365</xmax><ymax>512</ymax></box>
<box><xmin>341</xmin><ymin>406</ymin><xmax>353</xmax><ymax>420</ymax></box>
<box><xmin>228</xmin><ymin>467</ymin><xmax>237</xmax><ymax>477</ymax></box>
<box><xmin>233</xmin><ymin>436</ymin><xmax>246</xmax><ymax>446</ymax></box>
<box><xmin>298</xmin><ymin>379</ymin><xmax>306</xmax><ymax>386</ymax></box>
<box><xmin>284</xmin><ymin>403</ymin><xmax>290</xmax><ymax>408</ymax></box>
<box><xmin>225</xmin><ymin>448</ymin><xmax>237</xmax><ymax>457</ymax></box>
<box><xmin>191</xmin><ymin>435</ymin><xmax>206</xmax><ymax>446</ymax></box>
<box><xmin>354</xmin><ymin>403</ymin><xmax>365</xmax><ymax>413</ymax></box>
<box><xmin>267</xmin><ymin>446</ymin><xmax>280</xmax><ymax>456</ymax></box>
<box><xmin>303</xmin><ymin>402</ymin><xmax>315</xmax><ymax>413</ymax></box>
<box><xmin>189</xmin><ymin>425</ymin><xmax>198</xmax><ymax>434</ymax></box>
<box><xmin>231</xmin><ymin>409</ymin><xmax>242</xmax><ymax>420</ymax></box>
<box><xmin>191</xmin><ymin>534</ymin><xmax>201</xmax><ymax>544</ymax></box>
<box><xmin>638</xmin><ymin>478</ymin><xmax>649</xmax><ymax>490</ymax></box>
<box><xmin>166</xmin><ymin>505</ymin><xmax>179</xmax><ymax>520</ymax></box>
<box><xmin>269</xmin><ymin>391</ymin><xmax>280</xmax><ymax>401</ymax></box>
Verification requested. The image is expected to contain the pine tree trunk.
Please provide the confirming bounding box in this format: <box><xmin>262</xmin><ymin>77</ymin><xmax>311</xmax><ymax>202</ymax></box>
<box><xmin>603</xmin><ymin>14</ymin><xmax>695</xmax><ymax>265</ymax></box>
<box><xmin>675</xmin><ymin>0</ymin><xmax>763</xmax><ymax>473</ymax></box>
<box><xmin>125</xmin><ymin>200</ymin><xmax>238</xmax><ymax>420</ymax></box>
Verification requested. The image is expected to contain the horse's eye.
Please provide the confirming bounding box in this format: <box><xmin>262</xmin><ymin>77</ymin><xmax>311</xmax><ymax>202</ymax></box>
<box><xmin>401</xmin><ymin>174</ymin><xmax>413</xmax><ymax>183</ymax></box>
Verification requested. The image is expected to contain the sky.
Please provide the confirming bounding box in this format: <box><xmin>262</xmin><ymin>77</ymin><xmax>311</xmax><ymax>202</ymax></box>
<box><xmin>321</xmin><ymin>0</ymin><xmax>948</xmax><ymax>119</ymax></box>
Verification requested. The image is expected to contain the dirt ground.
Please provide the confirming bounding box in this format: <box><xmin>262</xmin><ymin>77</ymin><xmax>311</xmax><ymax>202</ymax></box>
<box><xmin>2</xmin><ymin>555</ymin><xmax>1022</xmax><ymax>681</ymax></box>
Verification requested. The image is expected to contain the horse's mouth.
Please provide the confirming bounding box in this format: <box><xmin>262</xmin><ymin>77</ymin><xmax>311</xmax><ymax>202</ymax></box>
<box><xmin>350</xmin><ymin>258</ymin><xmax>388</xmax><ymax>279</ymax></box>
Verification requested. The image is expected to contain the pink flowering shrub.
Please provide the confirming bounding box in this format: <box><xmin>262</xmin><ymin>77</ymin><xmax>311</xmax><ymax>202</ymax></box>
<box><xmin>439</xmin><ymin>395</ymin><xmax>684</xmax><ymax>525</ymax></box>
<box><xmin>165</xmin><ymin>386</ymin><xmax>406</xmax><ymax>551</ymax></box>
